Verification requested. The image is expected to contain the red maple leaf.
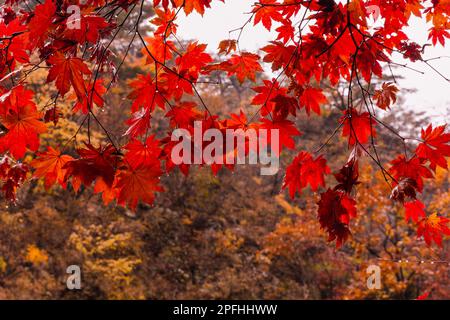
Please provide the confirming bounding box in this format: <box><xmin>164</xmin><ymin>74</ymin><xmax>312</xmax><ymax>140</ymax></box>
<box><xmin>0</xmin><ymin>86</ymin><xmax>47</xmax><ymax>159</ymax></box>
<box><xmin>63</xmin><ymin>14</ymin><xmax>110</xmax><ymax>44</ymax></box>
<box><xmin>417</xmin><ymin>213</ymin><xmax>450</xmax><ymax>246</ymax></box>
<box><xmin>252</xmin><ymin>0</ymin><xmax>284</xmax><ymax>31</ymax></box>
<box><xmin>283</xmin><ymin>151</ymin><xmax>330</xmax><ymax>198</ymax></box>
<box><xmin>217</xmin><ymin>40</ymin><xmax>237</xmax><ymax>55</ymax></box>
<box><xmin>127</xmin><ymin>74</ymin><xmax>165</xmax><ymax>112</ymax></box>
<box><xmin>72</xmin><ymin>80</ymin><xmax>106</xmax><ymax>114</ymax></box>
<box><xmin>318</xmin><ymin>189</ymin><xmax>357</xmax><ymax>248</ymax></box>
<box><xmin>403</xmin><ymin>199</ymin><xmax>426</xmax><ymax>222</ymax></box>
<box><xmin>159</xmin><ymin>70</ymin><xmax>193</xmax><ymax>101</ymax></box>
<box><xmin>142</xmin><ymin>36</ymin><xmax>174</xmax><ymax>64</ymax></box>
<box><xmin>400</xmin><ymin>42</ymin><xmax>422</xmax><ymax>62</ymax></box>
<box><xmin>341</xmin><ymin>107</ymin><xmax>376</xmax><ymax>145</ymax></box>
<box><xmin>390</xmin><ymin>177</ymin><xmax>418</xmax><ymax>202</ymax></box>
<box><xmin>43</xmin><ymin>106</ymin><xmax>62</xmax><ymax>125</ymax></box>
<box><xmin>173</xmin><ymin>0</ymin><xmax>221</xmax><ymax>16</ymax></box>
<box><xmin>27</xmin><ymin>0</ymin><xmax>56</xmax><ymax>48</ymax></box>
<box><xmin>0</xmin><ymin>158</ymin><xmax>28</xmax><ymax>202</ymax></box>
<box><xmin>226</xmin><ymin>110</ymin><xmax>249</xmax><ymax>130</ymax></box>
<box><xmin>334</xmin><ymin>157</ymin><xmax>360</xmax><ymax>194</ymax></box>
<box><xmin>415</xmin><ymin>124</ymin><xmax>450</xmax><ymax>171</ymax></box>
<box><xmin>46</xmin><ymin>52</ymin><xmax>91</xmax><ymax>99</ymax></box>
<box><xmin>428</xmin><ymin>26</ymin><xmax>450</xmax><ymax>46</ymax></box>
<box><xmin>63</xmin><ymin>143</ymin><xmax>118</xmax><ymax>193</ymax></box>
<box><xmin>261</xmin><ymin>41</ymin><xmax>297</xmax><ymax>72</ymax></box>
<box><xmin>355</xmin><ymin>43</ymin><xmax>385</xmax><ymax>82</ymax></box>
<box><xmin>389</xmin><ymin>155</ymin><xmax>433</xmax><ymax>192</ymax></box>
<box><xmin>124</xmin><ymin>108</ymin><xmax>152</xmax><ymax>138</ymax></box>
<box><xmin>0</xmin><ymin>84</ymin><xmax>35</xmax><ymax>113</ymax></box>
<box><xmin>151</xmin><ymin>8</ymin><xmax>178</xmax><ymax>38</ymax></box>
<box><xmin>299</xmin><ymin>86</ymin><xmax>328</xmax><ymax>116</ymax></box>
<box><xmin>209</xmin><ymin>52</ymin><xmax>263</xmax><ymax>84</ymax></box>
<box><xmin>176</xmin><ymin>42</ymin><xmax>212</xmax><ymax>80</ymax></box>
<box><xmin>260</xmin><ymin>118</ymin><xmax>301</xmax><ymax>152</ymax></box>
<box><xmin>0</xmin><ymin>19</ymin><xmax>29</xmax><ymax>75</ymax></box>
<box><xmin>251</xmin><ymin>79</ymin><xmax>287</xmax><ymax>117</ymax></box>
<box><xmin>229</xmin><ymin>53</ymin><xmax>263</xmax><ymax>83</ymax></box>
<box><xmin>30</xmin><ymin>146</ymin><xmax>73</xmax><ymax>189</ymax></box>
<box><xmin>272</xmin><ymin>94</ymin><xmax>300</xmax><ymax>119</ymax></box>
<box><xmin>165</xmin><ymin>101</ymin><xmax>202</xmax><ymax>128</ymax></box>
<box><xmin>276</xmin><ymin>22</ymin><xmax>295</xmax><ymax>44</ymax></box>
<box><xmin>124</xmin><ymin>135</ymin><xmax>162</xmax><ymax>169</ymax></box>
<box><xmin>153</xmin><ymin>0</ymin><xmax>171</xmax><ymax>10</ymax></box>
<box><xmin>115</xmin><ymin>162</ymin><xmax>164</xmax><ymax>209</ymax></box>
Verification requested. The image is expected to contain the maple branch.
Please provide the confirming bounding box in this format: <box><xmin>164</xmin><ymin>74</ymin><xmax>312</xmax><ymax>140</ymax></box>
<box><xmin>247</xmin><ymin>0</ymin><xmax>313</xmax><ymax>123</ymax></box>
<box><xmin>423</xmin><ymin>60</ymin><xmax>450</xmax><ymax>82</ymax></box>
<box><xmin>163</xmin><ymin>5</ymin><xmax>184</xmax><ymax>63</ymax></box>
<box><xmin>353</xmin><ymin>23</ymin><xmax>449</xmax><ymax>82</ymax></box>
<box><xmin>228</xmin><ymin>13</ymin><xmax>256</xmax><ymax>53</ymax></box>
<box><xmin>61</xmin><ymin>114</ymin><xmax>90</xmax><ymax>152</ymax></box>
<box><xmin>136</xmin><ymin>31</ymin><xmax>213</xmax><ymax>117</ymax></box>
<box><xmin>345</xmin><ymin>23</ymin><xmax>396</xmax><ymax>186</ymax></box>
<box><xmin>78</xmin><ymin>1</ymin><xmax>140</xmax><ymax>151</ymax></box>
<box><xmin>314</xmin><ymin>122</ymin><xmax>344</xmax><ymax>154</ymax></box>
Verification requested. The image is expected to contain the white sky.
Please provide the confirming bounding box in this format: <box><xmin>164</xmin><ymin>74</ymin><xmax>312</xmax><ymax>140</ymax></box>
<box><xmin>176</xmin><ymin>0</ymin><xmax>450</xmax><ymax>120</ymax></box>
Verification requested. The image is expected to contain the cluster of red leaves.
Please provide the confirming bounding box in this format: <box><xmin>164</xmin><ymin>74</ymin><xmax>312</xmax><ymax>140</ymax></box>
<box><xmin>388</xmin><ymin>124</ymin><xmax>450</xmax><ymax>246</ymax></box>
<box><xmin>247</xmin><ymin>0</ymin><xmax>450</xmax><ymax>247</ymax></box>
<box><xmin>31</xmin><ymin>139</ymin><xmax>164</xmax><ymax>210</ymax></box>
<box><xmin>0</xmin><ymin>0</ymin><xmax>449</xmax><ymax>248</ymax></box>
<box><xmin>311</xmin><ymin>153</ymin><xmax>361</xmax><ymax>248</ymax></box>
<box><xmin>282</xmin><ymin>151</ymin><xmax>330</xmax><ymax>198</ymax></box>
<box><xmin>282</xmin><ymin>150</ymin><xmax>358</xmax><ymax>248</ymax></box>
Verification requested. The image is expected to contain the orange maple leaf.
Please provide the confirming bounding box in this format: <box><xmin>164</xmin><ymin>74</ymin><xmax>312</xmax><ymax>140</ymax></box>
<box><xmin>417</xmin><ymin>212</ymin><xmax>450</xmax><ymax>246</ymax></box>
<box><xmin>415</xmin><ymin>124</ymin><xmax>450</xmax><ymax>171</ymax></box>
<box><xmin>341</xmin><ymin>108</ymin><xmax>376</xmax><ymax>145</ymax></box>
<box><xmin>283</xmin><ymin>151</ymin><xmax>330</xmax><ymax>198</ymax></box>
<box><xmin>208</xmin><ymin>53</ymin><xmax>263</xmax><ymax>84</ymax></box>
<box><xmin>252</xmin><ymin>0</ymin><xmax>284</xmax><ymax>31</ymax></box>
<box><xmin>46</xmin><ymin>52</ymin><xmax>91</xmax><ymax>99</ymax></box>
<box><xmin>115</xmin><ymin>163</ymin><xmax>164</xmax><ymax>210</ymax></box>
<box><xmin>173</xmin><ymin>0</ymin><xmax>222</xmax><ymax>16</ymax></box>
<box><xmin>403</xmin><ymin>199</ymin><xmax>426</xmax><ymax>222</ymax></box>
<box><xmin>0</xmin><ymin>92</ymin><xmax>47</xmax><ymax>159</ymax></box>
<box><xmin>31</xmin><ymin>146</ymin><xmax>73</xmax><ymax>189</ymax></box>
<box><xmin>373</xmin><ymin>82</ymin><xmax>399</xmax><ymax>110</ymax></box>
<box><xmin>217</xmin><ymin>40</ymin><xmax>237</xmax><ymax>55</ymax></box>
<box><xmin>299</xmin><ymin>87</ymin><xmax>328</xmax><ymax>116</ymax></box>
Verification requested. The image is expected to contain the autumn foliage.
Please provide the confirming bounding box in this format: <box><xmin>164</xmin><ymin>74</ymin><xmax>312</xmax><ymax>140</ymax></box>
<box><xmin>0</xmin><ymin>0</ymin><xmax>450</xmax><ymax>261</ymax></box>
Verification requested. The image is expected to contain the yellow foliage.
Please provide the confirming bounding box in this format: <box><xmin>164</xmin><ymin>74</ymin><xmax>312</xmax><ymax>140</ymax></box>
<box><xmin>215</xmin><ymin>229</ymin><xmax>244</xmax><ymax>254</ymax></box>
<box><xmin>69</xmin><ymin>223</ymin><xmax>143</xmax><ymax>299</ymax></box>
<box><xmin>0</xmin><ymin>257</ymin><xmax>7</xmax><ymax>273</ymax></box>
<box><xmin>25</xmin><ymin>245</ymin><xmax>49</xmax><ymax>266</ymax></box>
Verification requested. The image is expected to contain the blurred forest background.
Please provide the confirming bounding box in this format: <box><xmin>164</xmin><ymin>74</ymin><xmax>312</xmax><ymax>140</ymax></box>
<box><xmin>0</xmin><ymin>5</ymin><xmax>449</xmax><ymax>300</ymax></box>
